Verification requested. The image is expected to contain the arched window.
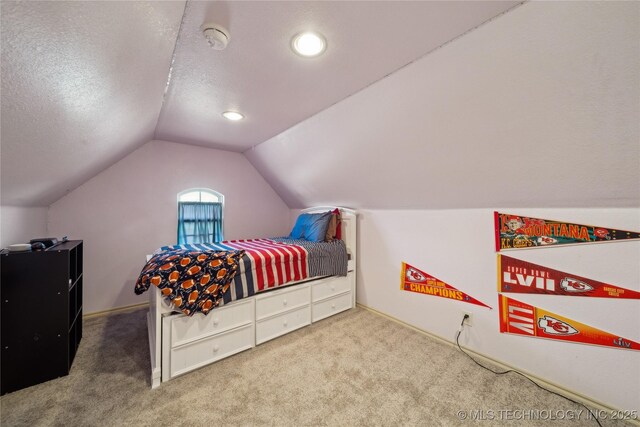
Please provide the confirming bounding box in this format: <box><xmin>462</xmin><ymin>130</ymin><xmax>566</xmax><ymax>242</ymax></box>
<box><xmin>177</xmin><ymin>188</ymin><xmax>224</xmax><ymax>244</ymax></box>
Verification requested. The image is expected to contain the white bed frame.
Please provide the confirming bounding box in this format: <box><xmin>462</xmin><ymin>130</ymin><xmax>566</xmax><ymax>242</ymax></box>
<box><xmin>146</xmin><ymin>207</ymin><xmax>357</xmax><ymax>388</ymax></box>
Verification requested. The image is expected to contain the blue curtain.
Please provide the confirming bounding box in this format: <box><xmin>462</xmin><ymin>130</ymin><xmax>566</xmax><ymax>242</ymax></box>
<box><xmin>177</xmin><ymin>202</ymin><xmax>223</xmax><ymax>244</ymax></box>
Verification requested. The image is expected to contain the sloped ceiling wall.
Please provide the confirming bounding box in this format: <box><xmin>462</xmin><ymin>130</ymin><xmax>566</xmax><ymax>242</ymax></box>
<box><xmin>0</xmin><ymin>1</ymin><xmax>185</xmax><ymax>206</ymax></box>
<box><xmin>245</xmin><ymin>1</ymin><xmax>640</xmax><ymax>209</ymax></box>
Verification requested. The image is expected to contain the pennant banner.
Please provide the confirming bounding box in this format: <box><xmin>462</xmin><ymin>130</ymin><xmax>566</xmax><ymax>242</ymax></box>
<box><xmin>499</xmin><ymin>295</ymin><xmax>639</xmax><ymax>351</ymax></box>
<box><xmin>494</xmin><ymin>212</ymin><xmax>640</xmax><ymax>251</ymax></box>
<box><xmin>498</xmin><ymin>255</ymin><xmax>640</xmax><ymax>299</ymax></box>
<box><xmin>401</xmin><ymin>262</ymin><xmax>491</xmax><ymax>309</ymax></box>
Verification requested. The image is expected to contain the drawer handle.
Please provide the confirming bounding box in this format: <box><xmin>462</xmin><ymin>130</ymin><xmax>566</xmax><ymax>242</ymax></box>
<box><xmin>283</xmin><ymin>299</ymin><xmax>287</xmax><ymax>306</ymax></box>
<box><xmin>331</xmin><ymin>304</ymin><xmax>336</xmax><ymax>310</ymax></box>
<box><xmin>213</xmin><ymin>345</ymin><xmax>220</xmax><ymax>353</ymax></box>
<box><xmin>213</xmin><ymin>318</ymin><xmax>219</xmax><ymax>326</ymax></box>
<box><xmin>283</xmin><ymin>320</ymin><xmax>288</xmax><ymax>327</ymax></box>
<box><xmin>330</xmin><ymin>285</ymin><xmax>335</xmax><ymax>291</ymax></box>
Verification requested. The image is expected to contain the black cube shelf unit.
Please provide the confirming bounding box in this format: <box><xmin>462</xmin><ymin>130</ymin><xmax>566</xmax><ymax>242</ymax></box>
<box><xmin>1</xmin><ymin>240</ymin><xmax>83</xmax><ymax>395</ymax></box>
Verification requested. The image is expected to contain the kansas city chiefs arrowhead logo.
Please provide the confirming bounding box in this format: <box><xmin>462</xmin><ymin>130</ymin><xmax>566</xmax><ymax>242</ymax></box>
<box><xmin>538</xmin><ymin>315</ymin><xmax>579</xmax><ymax>335</ymax></box>
<box><xmin>406</xmin><ymin>268</ymin><xmax>426</xmax><ymax>283</ymax></box>
<box><xmin>560</xmin><ymin>277</ymin><xmax>594</xmax><ymax>293</ymax></box>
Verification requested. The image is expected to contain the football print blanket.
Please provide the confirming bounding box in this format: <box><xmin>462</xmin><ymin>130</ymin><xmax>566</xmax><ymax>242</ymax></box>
<box><xmin>135</xmin><ymin>248</ymin><xmax>244</xmax><ymax>315</ymax></box>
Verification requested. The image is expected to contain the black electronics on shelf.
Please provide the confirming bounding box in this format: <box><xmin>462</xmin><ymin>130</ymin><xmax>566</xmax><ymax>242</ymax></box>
<box><xmin>1</xmin><ymin>240</ymin><xmax>83</xmax><ymax>395</ymax></box>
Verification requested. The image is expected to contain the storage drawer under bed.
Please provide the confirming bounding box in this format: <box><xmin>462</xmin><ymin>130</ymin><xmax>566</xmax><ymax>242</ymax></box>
<box><xmin>162</xmin><ymin>298</ymin><xmax>255</xmax><ymax>381</ymax></box>
<box><xmin>311</xmin><ymin>274</ymin><xmax>351</xmax><ymax>303</ymax></box>
<box><xmin>167</xmin><ymin>323</ymin><xmax>254</xmax><ymax>379</ymax></box>
<box><xmin>255</xmin><ymin>304</ymin><xmax>311</xmax><ymax>345</ymax></box>
<box><xmin>254</xmin><ymin>283</ymin><xmax>311</xmax><ymax>345</ymax></box>
<box><xmin>255</xmin><ymin>283</ymin><xmax>310</xmax><ymax>320</ymax></box>
<box><xmin>169</xmin><ymin>298</ymin><xmax>254</xmax><ymax>346</ymax></box>
<box><xmin>312</xmin><ymin>291</ymin><xmax>352</xmax><ymax>322</ymax></box>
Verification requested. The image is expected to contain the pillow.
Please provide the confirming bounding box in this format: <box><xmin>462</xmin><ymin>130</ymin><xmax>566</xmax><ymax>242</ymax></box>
<box><xmin>290</xmin><ymin>212</ymin><xmax>327</xmax><ymax>239</ymax></box>
<box><xmin>303</xmin><ymin>211</ymin><xmax>333</xmax><ymax>242</ymax></box>
<box><xmin>334</xmin><ymin>208</ymin><xmax>342</xmax><ymax>240</ymax></box>
<box><xmin>324</xmin><ymin>208</ymin><xmax>342</xmax><ymax>241</ymax></box>
<box><xmin>289</xmin><ymin>213</ymin><xmax>312</xmax><ymax>239</ymax></box>
<box><xmin>324</xmin><ymin>214</ymin><xmax>337</xmax><ymax>241</ymax></box>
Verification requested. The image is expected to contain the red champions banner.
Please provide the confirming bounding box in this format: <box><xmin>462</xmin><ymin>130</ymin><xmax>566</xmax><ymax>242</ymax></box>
<box><xmin>499</xmin><ymin>295</ymin><xmax>640</xmax><ymax>351</ymax></box>
<box><xmin>401</xmin><ymin>262</ymin><xmax>491</xmax><ymax>309</ymax></box>
<box><xmin>494</xmin><ymin>212</ymin><xmax>640</xmax><ymax>251</ymax></box>
<box><xmin>498</xmin><ymin>255</ymin><xmax>640</xmax><ymax>299</ymax></box>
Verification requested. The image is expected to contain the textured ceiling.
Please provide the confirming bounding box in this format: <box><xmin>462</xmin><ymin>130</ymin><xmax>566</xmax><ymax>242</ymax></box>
<box><xmin>1</xmin><ymin>1</ymin><xmax>520</xmax><ymax>206</ymax></box>
<box><xmin>1</xmin><ymin>1</ymin><xmax>185</xmax><ymax>206</ymax></box>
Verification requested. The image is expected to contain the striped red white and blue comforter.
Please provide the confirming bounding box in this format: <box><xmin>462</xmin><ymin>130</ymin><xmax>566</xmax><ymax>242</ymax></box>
<box><xmin>157</xmin><ymin>237</ymin><xmax>348</xmax><ymax>305</ymax></box>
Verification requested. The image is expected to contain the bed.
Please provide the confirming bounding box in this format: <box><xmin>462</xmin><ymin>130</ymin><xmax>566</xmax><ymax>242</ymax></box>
<box><xmin>143</xmin><ymin>207</ymin><xmax>357</xmax><ymax>388</ymax></box>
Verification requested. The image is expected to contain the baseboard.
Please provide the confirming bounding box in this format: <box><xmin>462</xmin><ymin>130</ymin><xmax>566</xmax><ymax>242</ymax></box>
<box><xmin>357</xmin><ymin>302</ymin><xmax>640</xmax><ymax>425</ymax></box>
<box><xmin>83</xmin><ymin>302</ymin><xmax>149</xmax><ymax>319</ymax></box>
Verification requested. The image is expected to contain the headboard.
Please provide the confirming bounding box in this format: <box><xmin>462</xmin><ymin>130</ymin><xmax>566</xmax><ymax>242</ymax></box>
<box><xmin>300</xmin><ymin>206</ymin><xmax>357</xmax><ymax>271</ymax></box>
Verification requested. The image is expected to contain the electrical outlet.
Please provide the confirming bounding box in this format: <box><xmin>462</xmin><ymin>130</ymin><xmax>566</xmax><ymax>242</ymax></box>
<box><xmin>463</xmin><ymin>312</ymin><xmax>473</xmax><ymax>327</ymax></box>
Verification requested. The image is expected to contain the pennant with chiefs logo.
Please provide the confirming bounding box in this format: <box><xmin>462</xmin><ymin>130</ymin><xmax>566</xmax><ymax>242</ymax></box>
<box><xmin>499</xmin><ymin>295</ymin><xmax>639</xmax><ymax>351</ymax></box>
<box><xmin>401</xmin><ymin>262</ymin><xmax>491</xmax><ymax>309</ymax></box>
<box><xmin>494</xmin><ymin>212</ymin><xmax>640</xmax><ymax>251</ymax></box>
<box><xmin>498</xmin><ymin>255</ymin><xmax>640</xmax><ymax>299</ymax></box>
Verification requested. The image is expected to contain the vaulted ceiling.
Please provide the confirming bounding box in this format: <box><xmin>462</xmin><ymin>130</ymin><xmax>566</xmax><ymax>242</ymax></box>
<box><xmin>1</xmin><ymin>0</ymin><xmax>521</xmax><ymax>207</ymax></box>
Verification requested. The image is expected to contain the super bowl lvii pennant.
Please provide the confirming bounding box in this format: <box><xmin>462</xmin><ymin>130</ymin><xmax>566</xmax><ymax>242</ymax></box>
<box><xmin>401</xmin><ymin>262</ymin><xmax>491</xmax><ymax>309</ymax></box>
<box><xmin>498</xmin><ymin>255</ymin><xmax>640</xmax><ymax>299</ymax></box>
<box><xmin>494</xmin><ymin>212</ymin><xmax>640</xmax><ymax>251</ymax></box>
<box><xmin>499</xmin><ymin>295</ymin><xmax>639</xmax><ymax>351</ymax></box>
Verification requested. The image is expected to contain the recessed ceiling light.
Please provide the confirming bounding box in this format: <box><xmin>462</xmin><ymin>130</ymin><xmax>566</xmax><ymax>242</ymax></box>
<box><xmin>222</xmin><ymin>111</ymin><xmax>244</xmax><ymax>121</ymax></box>
<box><xmin>291</xmin><ymin>32</ymin><xmax>326</xmax><ymax>57</ymax></box>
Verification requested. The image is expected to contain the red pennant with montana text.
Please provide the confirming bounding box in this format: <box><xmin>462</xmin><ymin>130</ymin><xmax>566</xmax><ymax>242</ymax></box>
<box><xmin>494</xmin><ymin>212</ymin><xmax>640</xmax><ymax>251</ymax></box>
<box><xmin>401</xmin><ymin>262</ymin><xmax>491</xmax><ymax>309</ymax></box>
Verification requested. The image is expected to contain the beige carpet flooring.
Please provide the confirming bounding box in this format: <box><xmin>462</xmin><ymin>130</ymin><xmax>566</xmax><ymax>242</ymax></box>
<box><xmin>0</xmin><ymin>306</ymin><xmax>632</xmax><ymax>426</ymax></box>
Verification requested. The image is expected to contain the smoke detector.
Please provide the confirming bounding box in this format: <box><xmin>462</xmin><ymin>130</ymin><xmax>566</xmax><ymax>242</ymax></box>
<box><xmin>201</xmin><ymin>23</ymin><xmax>229</xmax><ymax>50</ymax></box>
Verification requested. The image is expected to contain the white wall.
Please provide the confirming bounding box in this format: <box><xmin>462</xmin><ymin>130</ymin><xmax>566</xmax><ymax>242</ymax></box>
<box><xmin>0</xmin><ymin>206</ymin><xmax>48</xmax><ymax>248</ymax></box>
<box><xmin>48</xmin><ymin>140</ymin><xmax>291</xmax><ymax>314</ymax></box>
<box><xmin>354</xmin><ymin>208</ymin><xmax>639</xmax><ymax>411</ymax></box>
